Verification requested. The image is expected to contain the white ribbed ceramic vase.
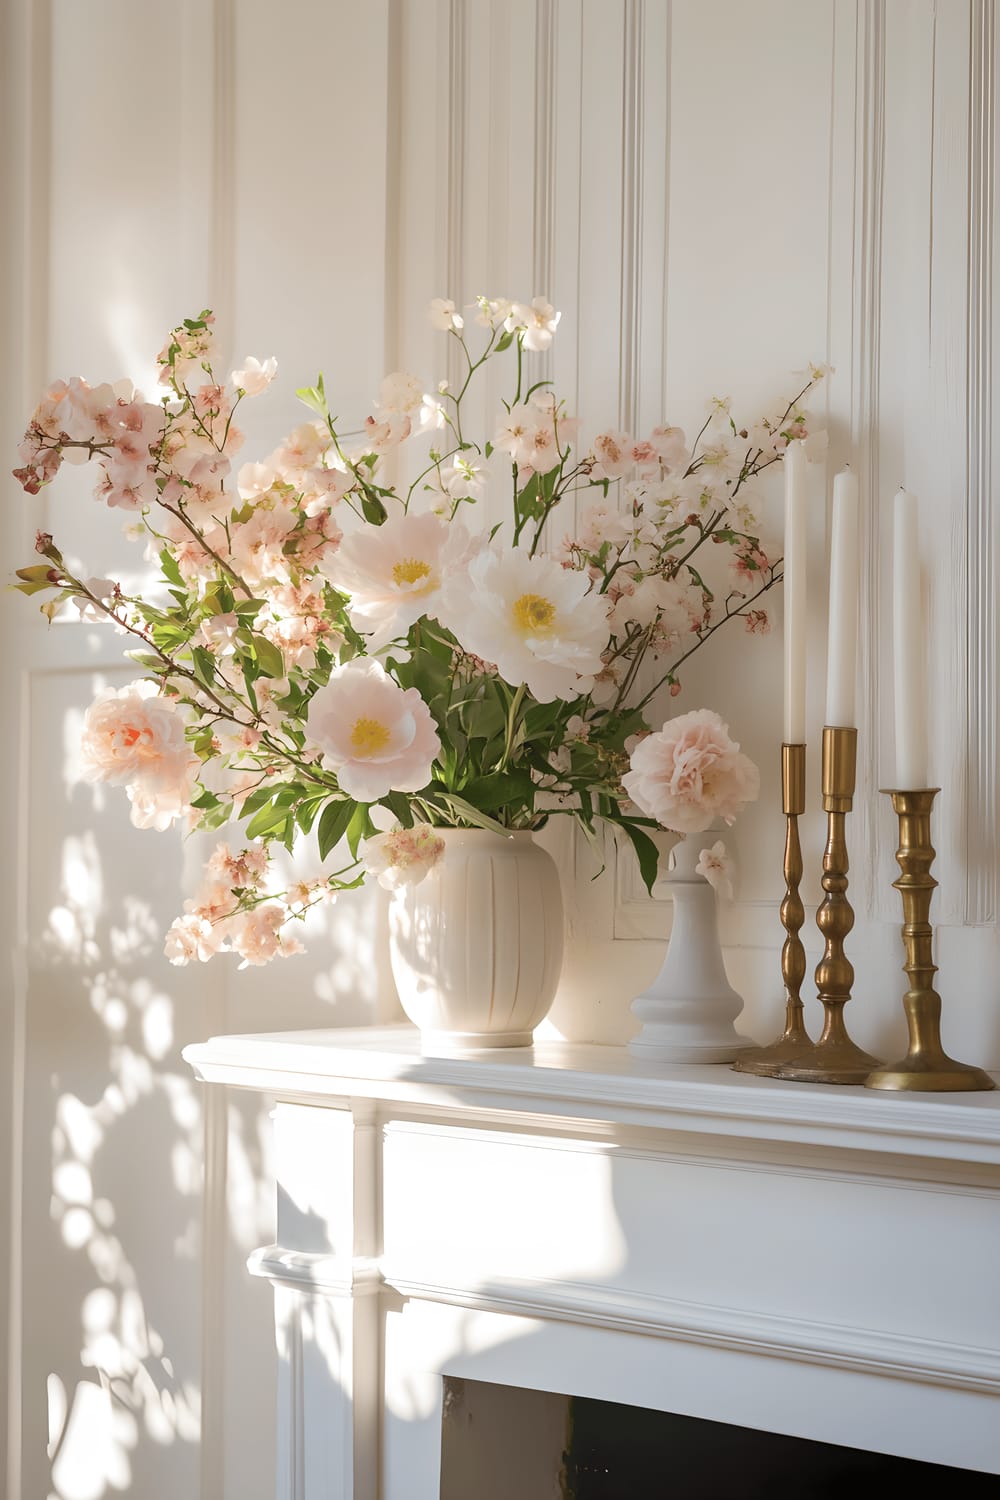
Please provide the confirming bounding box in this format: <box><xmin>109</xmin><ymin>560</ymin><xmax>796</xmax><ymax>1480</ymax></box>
<box><xmin>388</xmin><ymin>829</ymin><xmax>564</xmax><ymax>1052</ymax></box>
<box><xmin>628</xmin><ymin>831</ymin><xmax>752</xmax><ymax>1064</ymax></box>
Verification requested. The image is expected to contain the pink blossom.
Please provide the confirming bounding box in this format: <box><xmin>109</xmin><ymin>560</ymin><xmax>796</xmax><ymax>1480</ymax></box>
<box><xmin>591</xmin><ymin>430</ymin><xmax>634</xmax><ymax>479</ymax></box>
<box><xmin>207</xmin><ymin>842</ymin><xmax>269</xmax><ymax>887</ymax></box>
<box><xmin>362</xmin><ymin>412</ymin><xmax>411</xmax><ymax>453</ymax></box>
<box><xmin>227</xmin><ymin>505</ymin><xmax>297</xmax><ymax>588</ymax></box>
<box><xmin>362</xmin><ymin>824</ymin><xmax>446</xmax><ymax>891</ymax></box>
<box><xmin>649</xmin><ymin>426</ymin><xmax>691</xmax><ymax>472</ymax></box>
<box><xmin>230</xmin><ymin>904</ymin><xmax>302</xmax><ymax>968</ymax></box>
<box><xmin>621</xmin><ymin>708</ymin><xmax>759</xmax><ymax>835</ymax></box>
<box><xmin>164</xmin><ymin>912</ymin><xmax>222</xmax><ymax>965</ymax></box>
<box><xmin>230</xmin><ymin>355</ymin><xmax>277</xmax><ymax>396</ymax></box>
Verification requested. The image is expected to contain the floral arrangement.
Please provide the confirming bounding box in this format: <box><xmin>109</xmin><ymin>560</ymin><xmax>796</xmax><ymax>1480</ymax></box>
<box><xmin>12</xmin><ymin>298</ymin><xmax>825</xmax><ymax>967</ymax></box>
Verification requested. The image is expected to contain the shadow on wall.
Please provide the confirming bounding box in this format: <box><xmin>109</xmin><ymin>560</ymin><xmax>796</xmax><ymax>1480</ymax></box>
<box><xmin>21</xmin><ymin>677</ymin><xmax>398</xmax><ymax>1500</ymax></box>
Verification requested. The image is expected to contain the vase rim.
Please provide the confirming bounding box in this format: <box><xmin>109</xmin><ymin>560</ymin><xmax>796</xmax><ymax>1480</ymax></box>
<box><xmin>432</xmin><ymin>826</ymin><xmax>536</xmax><ymax>841</ymax></box>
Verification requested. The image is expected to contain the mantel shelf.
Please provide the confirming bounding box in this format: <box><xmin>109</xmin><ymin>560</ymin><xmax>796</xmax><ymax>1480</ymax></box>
<box><xmin>183</xmin><ymin>1025</ymin><xmax>1000</xmax><ymax>1165</ymax></box>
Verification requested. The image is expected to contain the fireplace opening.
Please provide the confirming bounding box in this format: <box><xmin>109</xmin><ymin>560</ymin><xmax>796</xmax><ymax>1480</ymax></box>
<box><xmin>439</xmin><ymin>1378</ymin><xmax>998</xmax><ymax>1498</ymax></box>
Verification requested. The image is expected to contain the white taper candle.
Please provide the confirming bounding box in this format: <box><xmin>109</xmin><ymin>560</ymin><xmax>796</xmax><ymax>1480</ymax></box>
<box><xmin>893</xmin><ymin>488</ymin><xmax>929</xmax><ymax>788</ymax></box>
<box><xmin>825</xmin><ymin>468</ymin><xmax>860</xmax><ymax>727</ymax></box>
<box><xmin>782</xmin><ymin>441</ymin><xmax>808</xmax><ymax>743</ymax></box>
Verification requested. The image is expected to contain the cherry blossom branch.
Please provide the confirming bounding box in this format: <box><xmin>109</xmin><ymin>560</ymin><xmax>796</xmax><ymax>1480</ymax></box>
<box><xmin>632</xmin><ymin>566</ymin><xmax>784</xmax><ymax>714</ymax></box>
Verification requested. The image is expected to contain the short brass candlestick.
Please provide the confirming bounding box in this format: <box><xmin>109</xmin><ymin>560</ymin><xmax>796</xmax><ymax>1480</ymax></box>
<box><xmin>866</xmin><ymin>789</ymin><xmax>995</xmax><ymax>1092</ymax></box>
<box><xmin>778</xmin><ymin>726</ymin><xmax>883</xmax><ymax>1085</ymax></box>
<box><xmin>733</xmin><ymin>743</ymin><xmax>812</xmax><ymax>1077</ymax></box>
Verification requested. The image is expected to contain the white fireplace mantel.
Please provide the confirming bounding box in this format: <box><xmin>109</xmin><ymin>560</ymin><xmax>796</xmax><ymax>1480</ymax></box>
<box><xmin>184</xmin><ymin>1027</ymin><xmax>1000</xmax><ymax>1497</ymax></box>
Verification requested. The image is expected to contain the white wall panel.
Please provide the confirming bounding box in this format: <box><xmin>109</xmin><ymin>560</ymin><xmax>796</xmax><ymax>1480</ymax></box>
<box><xmin>4</xmin><ymin>3</ymin><xmax>1000</xmax><ymax>1497</ymax></box>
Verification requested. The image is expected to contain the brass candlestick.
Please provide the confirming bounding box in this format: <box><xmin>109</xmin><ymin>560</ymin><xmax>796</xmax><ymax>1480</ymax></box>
<box><xmin>777</xmin><ymin>726</ymin><xmax>883</xmax><ymax>1084</ymax></box>
<box><xmin>866</xmin><ymin>789</ymin><xmax>995</xmax><ymax>1092</ymax></box>
<box><xmin>733</xmin><ymin>743</ymin><xmax>812</xmax><ymax>1077</ymax></box>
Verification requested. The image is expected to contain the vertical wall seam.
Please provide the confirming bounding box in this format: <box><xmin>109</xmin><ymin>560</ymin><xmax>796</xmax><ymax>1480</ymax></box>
<box><xmin>853</xmin><ymin>0</ymin><xmax>885</xmax><ymax>916</ymax></box>
<box><xmin>200</xmin><ymin>6</ymin><xmax>236</xmax><ymax>1496</ymax></box>
<box><xmin>966</xmin><ymin>0</ymin><xmax>996</xmax><ymax>924</ymax></box>
<box><xmin>619</xmin><ymin>0</ymin><xmax>644</xmax><ymax>434</ymax></box>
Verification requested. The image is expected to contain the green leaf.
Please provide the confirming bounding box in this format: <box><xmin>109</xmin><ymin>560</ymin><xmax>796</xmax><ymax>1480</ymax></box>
<box><xmin>495</xmin><ymin>329</ymin><xmax>514</xmax><ymax>353</ymax></box>
<box><xmin>253</xmin><ymin>635</ymin><xmax>284</xmax><ymax>678</ymax></box>
<box><xmin>437</xmin><ymin>793</ymin><xmax>509</xmax><ymax>835</ymax></box>
<box><xmin>159</xmin><ymin>549</ymin><xmax>184</xmax><ymax>588</ymax></box>
<box><xmin>317</xmin><ymin>799</ymin><xmax>356</xmax><ymax>861</ymax></box>
<box><xmin>382</xmin><ymin>791</ymin><xmax>415</xmax><ymax>828</ymax></box>
<box><xmin>346</xmin><ymin>803</ymin><xmax>374</xmax><ymax>859</ymax></box>
<box><xmin>463</xmin><ymin>771</ymin><xmax>533</xmax><ymax>812</ymax></box>
<box><xmin>12</xmin><ymin>579</ymin><xmax>54</xmax><ymax>595</ymax></box>
<box><xmin>191</xmin><ymin>646</ymin><xmax>216</xmax><ymax>688</ymax></box>
<box><xmin>360</xmin><ymin>491</ymin><xmax>388</xmax><ymax>525</ymax></box>
<box><xmin>245</xmin><ymin>799</ymin><xmax>289</xmax><ymax>840</ymax></box>
<box><xmin>295</xmin><ymin>374</ymin><xmax>328</xmax><ymax>418</ymax></box>
<box><xmin>615</xmin><ymin>821</ymin><xmax>661</xmax><ymax>896</ymax></box>
<box><xmin>197</xmin><ymin>801</ymin><xmax>232</xmax><ymax>832</ymax></box>
<box><xmin>294</xmin><ymin>796</ymin><xmax>327</xmax><ymax>834</ymax></box>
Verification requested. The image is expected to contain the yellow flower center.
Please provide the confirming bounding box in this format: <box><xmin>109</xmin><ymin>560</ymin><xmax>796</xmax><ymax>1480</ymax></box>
<box><xmin>350</xmin><ymin>717</ymin><xmax>391</xmax><ymax>756</ymax></box>
<box><xmin>512</xmin><ymin>593</ymin><xmax>557</xmax><ymax>633</ymax></box>
<box><xmin>392</xmin><ymin>556</ymin><xmax>433</xmax><ymax>589</ymax></box>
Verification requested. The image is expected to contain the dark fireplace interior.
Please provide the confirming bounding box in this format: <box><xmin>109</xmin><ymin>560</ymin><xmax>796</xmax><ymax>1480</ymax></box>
<box><xmin>439</xmin><ymin>1377</ymin><xmax>998</xmax><ymax>1498</ymax></box>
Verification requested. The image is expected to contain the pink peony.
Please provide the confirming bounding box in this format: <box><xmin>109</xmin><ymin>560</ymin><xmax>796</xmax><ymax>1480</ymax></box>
<box><xmin>621</xmin><ymin>708</ymin><xmax>759</xmax><ymax>835</ymax></box>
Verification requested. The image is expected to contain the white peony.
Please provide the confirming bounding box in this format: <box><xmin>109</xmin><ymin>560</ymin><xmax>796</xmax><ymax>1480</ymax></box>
<box><xmin>326</xmin><ymin>510</ymin><xmax>470</xmax><ymax>649</ymax></box>
<box><xmin>306</xmin><ymin>658</ymin><xmax>441</xmax><ymax>801</ymax></box>
<box><xmin>438</xmin><ymin>547</ymin><xmax>610</xmax><ymax>703</ymax></box>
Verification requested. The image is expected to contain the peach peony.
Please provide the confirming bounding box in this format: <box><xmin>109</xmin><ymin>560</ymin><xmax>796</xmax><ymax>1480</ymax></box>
<box><xmin>621</xmin><ymin>708</ymin><xmax>759</xmax><ymax>835</ymax></box>
<box><xmin>80</xmin><ymin>681</ymin><xmax>198</xmax><ymax>830</ymax></box>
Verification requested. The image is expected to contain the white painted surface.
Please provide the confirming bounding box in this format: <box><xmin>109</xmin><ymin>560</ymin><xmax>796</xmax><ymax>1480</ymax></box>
<box><xmin>3</xmin><ymin>2</ymin><xmax>1000</xmax><ymax>1495</ymax></box>
<box><xmin>389</xmin><ymin>830</ymin><xmax>563</xmax><ymax>1048</ymax></box>
<box><xmin>187</xmin><ymin>1026</ymin><xmax>1000</xmax><ymax>1492</ymax></box>
<box><xmin>628</xmin><ymin>834</ymin><xmax>752</xmax><ymax>1063</ymax></box>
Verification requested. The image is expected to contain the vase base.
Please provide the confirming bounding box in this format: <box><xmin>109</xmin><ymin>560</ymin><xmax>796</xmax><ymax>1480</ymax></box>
<box><xmin>418</xmin><ymin>1029</ymin><xmax>536</xmax><ymax>1056</ymax></box>
<box><xmin>628</xmin><ymin>1034</ymin><xmax>754</xmax><ymax>1066</ymax></box>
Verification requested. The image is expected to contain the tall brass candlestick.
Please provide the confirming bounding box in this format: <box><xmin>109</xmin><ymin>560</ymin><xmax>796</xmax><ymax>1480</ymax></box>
<box><xmin>866</xmin><ymin>790</ymin><xmax>995</xmax><ymax>1092</ymax></box>
<box><xmin>778</xmin><ymin>726</ymin><xmax>882</xmax><ymax>1085</ymax></box>
<box><xmin>733</xmin><ymin>744</ymin><xmax>812</xmax><ymax>1077</ymax></box>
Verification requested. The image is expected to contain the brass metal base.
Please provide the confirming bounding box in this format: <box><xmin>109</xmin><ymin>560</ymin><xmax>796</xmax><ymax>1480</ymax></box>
<box><xmin>732</xmin><ymin>1009</ymin><xmax>812</xmax><ymax>1078</ymax></box>
<box><xmin>866</xmin><ymin>1057</ymin><xmax>995</xmax><ymax>1092</ymax></box>
<box><xmin>865</xmin><ymin>789</ymin><xmax>997</xmax><ymax>1094</ymax></box>
<box><xmin>779</xmin><ymin>728</ymin><xmax>882</xmax><ymax>1085</ymax></box>
<box><xmin>736</xmin><ymin>743</ymin><xmax>812</xmax><ymax>1080</ymax></box>
<box><xmin>776</xmin><ymin>1037</ymin><xmax>882</xmax><ymax>1086</ymax></box>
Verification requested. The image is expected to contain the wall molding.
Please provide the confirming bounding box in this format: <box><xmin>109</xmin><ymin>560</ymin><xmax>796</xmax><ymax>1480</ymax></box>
<box><xmin>381</xmin><ymin>1271</ymin><xmax>1000</xmax><ymax>1397</ymax></box>
<box><xmin>851</xmin><ymin>0</ymin><xmax>886</xmax><ymax>919</ymax></box>
<box><xmin>618</xmin><ymin>0</ymin><xmax>644</xmax><ymax>434</ymax></box>
<box><xmin>965</xmin><ymin>0</ymin><xmax>998</xmax><ymax>924</ymax></box>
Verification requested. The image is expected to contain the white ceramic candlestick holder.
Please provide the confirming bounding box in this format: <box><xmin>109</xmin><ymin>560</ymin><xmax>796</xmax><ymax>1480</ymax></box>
<box><xmin>627</xmin><ymin>832</ymin><xmax>752</xmax><ymax>1064</ymax></box>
